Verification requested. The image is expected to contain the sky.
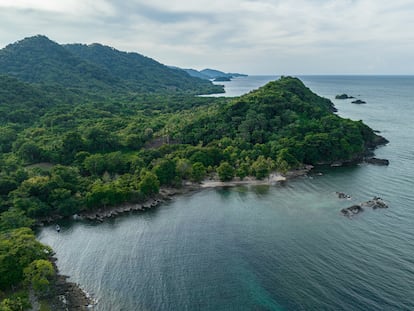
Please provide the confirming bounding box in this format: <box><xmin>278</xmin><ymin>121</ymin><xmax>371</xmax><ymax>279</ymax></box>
<box><xmin>0</xmin><ymin>0</ymin><xmax>413</xmax><ymax>75</ymax></box>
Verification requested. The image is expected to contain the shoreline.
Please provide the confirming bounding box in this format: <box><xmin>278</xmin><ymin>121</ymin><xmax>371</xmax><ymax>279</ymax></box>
<box><xmin>77</xmin><ymin>166</ymin><xmax>313</xmax><ymax>222</ymax></box>
<box><xmin>46</xmin><ymin>257</ymin><xmax>96</xmax><ymax>310</ymax></box>
<box><xmin>44</xmin><ymin>166</ymin><xmax>312</xmax><ymax>309</ymax></box>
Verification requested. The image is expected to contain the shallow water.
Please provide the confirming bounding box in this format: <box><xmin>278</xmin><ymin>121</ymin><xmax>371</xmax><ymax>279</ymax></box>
<box><xmin>39</xmin><ymin>76</ymin><xmax>414</xmax><ymax>310</ymax></box>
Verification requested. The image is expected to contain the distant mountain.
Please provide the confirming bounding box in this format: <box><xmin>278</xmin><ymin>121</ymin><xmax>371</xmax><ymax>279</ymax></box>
<box><xmin>200</xmin><ymin>68</ymin><xmax>247</xmax><ymax>80</ymax></box>
<box><xmin>177</xmin><ymin>68</ymin><xmax>247</xmax><ymax>80</ymax></box>
<box><xmin>0</xmin><ymin>35</ymin><xmax>223</xmax><ymax>95</ymax></box>
<box><xmin>179</xmin><ymin>68</ymin><xmax>210</xmax><ymax>80</ymax></box>
<box><xmin>0</xmin><ymin>35</ymin><xmax>120</xmax><ymax>92</ymax></box>
<box><xmin>64</xmin><ymin>43</ymin><xmax>222</xmax><ymax>94</ymax></box>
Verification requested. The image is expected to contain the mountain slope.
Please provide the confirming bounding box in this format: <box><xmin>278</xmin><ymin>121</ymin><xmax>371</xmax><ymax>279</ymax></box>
<box><xmin>200</xmin><ymin>68</ymin><xmax>247</xmax><ymax>79</ymax></box>
<box><xmin>173</xmin><ymin>76</ymin><xmax>383</xmax><ymax>165</ymax></box>
<box><xmin>0</xmin><ymin>74</ymin><xmax>59</xmax><ymax>126</ymax></box>
<box><xmin>64</xmin><ymin>43</ymin><xmax>223</xmax><ymax>94</ymax></box>
<box><xmin>0</xmin><ymin>35</ymin><xmax>121</xmax><ymax>92</ymax></box>
<box><xmin>0</xmin><ymin>35</ymin><xmax>223</xmax><ymax>95</ymax></box>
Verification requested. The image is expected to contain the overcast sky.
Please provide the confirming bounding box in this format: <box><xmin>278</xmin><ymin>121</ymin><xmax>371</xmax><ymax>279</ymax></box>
<box><xmin>1</xmin><ymin>0</ymin><xmax>413</xmax><ymax>75</ymax></box>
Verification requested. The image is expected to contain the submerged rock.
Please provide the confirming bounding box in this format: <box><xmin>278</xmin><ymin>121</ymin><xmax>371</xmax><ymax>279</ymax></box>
<box><xmin>341</xmin><ymin>197</ymin><xmax>388</xmax><ymax>217</ymax></box>
<box><xmin>361</xmin><ymin>197</ymin><xmax>388</xmax><ymax>209</ymax></box>
<box><xmin>341</xmin><ymin>205</ymin><xmax>363</xmax><ymax>217</ymax></box>
<box><xmin>336</xmin><ymin>192</ymin><xmax>351</xmax><ymax>199</ymax></box>
<box><xmin>351</xmin><ymin>99</ymin><xmax>367</xmax><ymax>104</ymax></box>
<box><xmin>335</xmin><ymin>94</ymin><xmax>354</xmax><ymax>99</ymax></box>
<box><xmin>365</xmin><ymin>157</ymin><xmax>389</xmax><ymax>166</ymax></box>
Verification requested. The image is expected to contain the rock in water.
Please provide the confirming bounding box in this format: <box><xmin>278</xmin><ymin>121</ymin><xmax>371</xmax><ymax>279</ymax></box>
<box><xmin>351</xmin><ymin>99</ymin><xmax>367</xmax><ymax>104</ymax></box>
<box><xmin>336</xmin><ymin>192</ymin><xmax>351</xmax><ymax>199</ymax></box>
<box><xmin>341</xmin><ymin>205</ymin><xmax>363</xmax><ymax>217</ymax></box>
<box><xmin>361</xmin><ymin>197</ymin><xmax>388</xmax><ymax>209</ymax></box>
<box><xmin>365</xmin><ymin>158</ymin><xmax>389</xmax><ymax>166</ymax></box>
<box><xmin>335</xmin><ymin>94</ymin><xmax>354</xmax><ymax>99</ymax></box>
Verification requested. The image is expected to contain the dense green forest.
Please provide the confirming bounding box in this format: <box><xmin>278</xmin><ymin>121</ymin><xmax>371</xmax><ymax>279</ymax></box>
<box><xmin>0</xmin><ymin>35</ymin><xmax>386</xmax><ymax>309</ymax></box>
<box><xmin>0</xmin><ymin>35</ymin><xmax>223</xmax><ymax>95</ymax></box>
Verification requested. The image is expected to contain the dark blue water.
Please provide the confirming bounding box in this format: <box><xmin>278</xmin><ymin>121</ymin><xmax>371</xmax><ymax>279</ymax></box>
<box><xmin>38</xmin><ymin>76</ymin><xmax>414</xmax><ymax>310</ymax></box>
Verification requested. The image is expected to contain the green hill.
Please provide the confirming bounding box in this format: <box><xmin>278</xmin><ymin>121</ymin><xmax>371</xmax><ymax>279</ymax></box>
<box><xmin>0</xmin><ymin>38</ymin><xmax>388</xmax><ymax>309</ymax></box>
<box><xmin>64</xmin><ymin>43</ymin><xmax>223</xmax><ymax>94</ymax></box>
<box><xmin>174</xmin><ymin>77</ymin><xmax>382</xmax><ymax>165</ymax></box>
<box><xmin>0</xmin><ymin>35</ymin><xmax>120</xmax><ymax>92</ymax></box>
<box><xmin>0</xmin><ymin>35</ymin><xmax>223</xmax><ymax>95</ymax></box>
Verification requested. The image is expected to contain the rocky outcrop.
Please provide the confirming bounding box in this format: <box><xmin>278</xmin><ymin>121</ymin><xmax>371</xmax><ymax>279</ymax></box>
<box><xmin>336</xmin><ymin>192</ymin><xmax>351</xmax><ymax>199</ymax></box>
<box><xmin>335</xmin><ymin>94</ymin><xmax>354</xmax><ymax>99</ymax></box>
<box><xmin>360</xmin><ymin>196</ymin><xmax>388</xmax><ymax>209</ymax></box>
<box><xmin>365</xmin><ymin>157</ymin><xmax>389</xmax><ymax>166</ymax></box>
<box><xmin>46</xmin><ymin>258</ymin><xmax>95</xmax><ymax>310</ymax></box>
<box><xmin>341</xmin><ymin>205</ymin><xmax>363</xmax><ymax>216</ymax></box>
<box><xmin>351</xmin><ymin>99</ymin><xmax>367</xmax><ymax>104</ymax></box>
<box><xmin>341</xmin><ymin>197</ymin><xmax>388</xmax><ymax>217</ymax></box>
<box><xmin>78</xmin><ymin>186</ymin><xmax>200</xmax><ymax>222</ymax></box>
<box><xmin>80</xmin><ymin>198</ymin><xmax>165</xmax><ymax>222</ymax></box>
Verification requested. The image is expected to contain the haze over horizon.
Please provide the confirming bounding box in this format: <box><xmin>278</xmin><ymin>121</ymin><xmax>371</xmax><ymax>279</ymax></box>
<box><xmin>1</xmin><ymin>0</ymin><xmax>413</xmax><ymax>75</ymax></box>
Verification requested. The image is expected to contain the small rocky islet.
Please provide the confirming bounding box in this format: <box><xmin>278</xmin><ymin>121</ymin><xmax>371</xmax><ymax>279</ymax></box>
<box><xmin>351</xmin><ymin>99</ymin><xmax>367</xmax><ymax>104</ymax></box>
<box><xmin>339</xmin><ymin>196</ymin><xmax>388</xmax><ymax>217</ymax></box>
<box><xmin>335</xmin><ymin>93</ymin><xmax>354</xmax><ymax>99</ymax></box>
<box><xmin>335</xmin><ymin>94</ymin><xmax>367</xmax><ymax>104</ymax></box>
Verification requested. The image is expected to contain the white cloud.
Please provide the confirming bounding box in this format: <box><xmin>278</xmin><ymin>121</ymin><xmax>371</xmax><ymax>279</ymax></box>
<box><xmin>0</xmin><ymin>0</ymin><xmax>115</xmax><ymax>17</ymax></box>
<box><xmin>0</xmin><ymin>0</ymin><xmax>414</xmax><ymax>74</ymax></box>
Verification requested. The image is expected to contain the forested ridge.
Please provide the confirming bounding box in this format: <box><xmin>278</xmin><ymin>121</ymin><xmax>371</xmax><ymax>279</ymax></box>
<box><xmin>0</xmin><ymin>35</ymin><xmax>385</xmax><ymax>310</ymax></box>
<box><xmin>0</xmin><ymin>35</ymin><xmax>223</xmax><ymax>95</ymax></box>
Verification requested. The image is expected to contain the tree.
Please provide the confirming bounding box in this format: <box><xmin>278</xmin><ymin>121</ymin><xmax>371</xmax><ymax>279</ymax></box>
<box><xmin>152</xmin><ymin>159</ymin><xmax>176</xmax><ymax>186</ymax></box>
<box><xmin>23</xmin><ymin>259</ymin><xmax>55</xmax><ymax>295</ymax></box>
<box><xmin>217</xmin><ymin>162</ymin><xmax>234</xmax><ymax>182</ymax></box>
<box><xmin>61</xmin><ymin>131</ymin><xmax>85</xmax><ymax>163</ymax></box>
<box><xmin>0</xmin><ymin>209</ymin><xmax>34</xmax><ymax>232</ymax></box>
<box><xmin>83</xmin><ymin>154</ymin><xmax>106</xmax><ymax>176</ymax></box>
<box><xmin>17</xmin><ymin>142</ymin><xmax>43</xmax><ymax>164</ymax></box>
<box><xmin>49</xmin><ymin>188</ymin><xmax>80</xmax><ymax>216</ymax></box>
<box><xmin>191</xmin><ymin>162</ymin><xmax>206</xmax><ymax>182</ymax></box>
<box><xmin>251</xmin><ymin>156</ymin><xmax>273</xmax><ymax>180</ymax></box>
<box><xmin>138</xmin><ymin>171</ymin><xmax>160</xmax><ymax>197</ymax></box>
<box><xmin>0</xmin><ymin>228</ymin><xmax>52</xmax><ymax>290</ymax></box>
<box><xmin>0</xmin><ymin>177</ymin><xmax>18</xmax><ymax>196</ymax></box>
<box><xmin>50</xmin><ymin>165</ymin><xmax>81</xmax><ymax>193</ymax></box>
<box><xmin>175</xmin><ymin>158</ymin><xmax>192</xmax><ymax>179</ymax></box>
<box><xmin>13</xmin><ymin>176</ymin><xmax>52</xmax><ymax>202</ymax></box>
<box><xmin>85</xmin><ymin>127</ymin><xmax>118</xmax><ymax>153</ymax></box>
<box><xmin>0</xmin><ymin>127</ymin><xmax>17</xmax><ymax>153</ymax></box>
<box><xmin>85</xmin><ymin>181</ymin><xmax>128</xmax><ymax>209</ymax></box>
<box><xmin>0</xmin><ymin>293</ymin><xmax>31</xmax><ymax>311</ymax></box>
<box><xmin>235</xmin><ymin>162</ymin><xmax>250</xmax><ymax>180</ymax></box>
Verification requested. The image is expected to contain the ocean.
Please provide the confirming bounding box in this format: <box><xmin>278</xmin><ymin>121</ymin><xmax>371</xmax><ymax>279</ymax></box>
<box><xmin>38</xmin><ymin>75</ymin><xmax>414</xmax><ymax>310</ymax></box>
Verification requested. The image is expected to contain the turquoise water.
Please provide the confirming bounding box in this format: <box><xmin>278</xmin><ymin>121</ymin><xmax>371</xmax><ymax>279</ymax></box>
<box><xmin>38</xmin><ymin>76</ymin><xmax>414</xmax><ymax>310</ymax></box>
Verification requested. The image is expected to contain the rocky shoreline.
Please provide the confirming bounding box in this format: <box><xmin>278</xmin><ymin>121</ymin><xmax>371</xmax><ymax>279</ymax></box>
<box><xmin>78</xmin><ymin>185</ymin><xmax>201</xmax><ymax>222</ymax></box>
<box><xmin>44</xmin><ymin>163</ymin><xmax>383</xmax><ymax>308</ymax></box>
<box><xmin>42</xmin><ymin>170</ymin><xmax>308</xmax><ymax>309</ymax></box>
<box><xmin>45</xmin><ymin>258</ymin><xmax>96</xmax><ymax>310</ymax></box>
<box><xmin>77</xmin><ymin>167</ymin><xmax>313</xmax><ymax>222</ymax></box>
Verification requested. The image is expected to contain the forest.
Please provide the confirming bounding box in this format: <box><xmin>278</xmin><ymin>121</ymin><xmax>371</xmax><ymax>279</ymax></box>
<box><xmin>0</xmin><ymin>36</ymin><xmax>384</xmax><ymax>310</ymax></box>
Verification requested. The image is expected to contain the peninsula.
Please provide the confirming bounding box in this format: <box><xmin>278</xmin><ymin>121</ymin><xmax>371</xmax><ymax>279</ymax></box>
<box><xmin>0</xmin><ymin>35</ymin><xmax>387</xmax><ymax>310</ymax></box>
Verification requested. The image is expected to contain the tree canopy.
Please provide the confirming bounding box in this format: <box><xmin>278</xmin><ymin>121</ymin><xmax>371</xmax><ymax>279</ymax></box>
<box><xmin>0</xmin><ymin>36</ymin><xmax>386</xmax><ymax>309</ymax></box>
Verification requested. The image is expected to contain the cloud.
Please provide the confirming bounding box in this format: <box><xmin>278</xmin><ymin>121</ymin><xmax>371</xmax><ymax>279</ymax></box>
<box><xmin>0</xmin><ymin>0</ymin><xmax>414</xmax><ymax>74</ymax></box>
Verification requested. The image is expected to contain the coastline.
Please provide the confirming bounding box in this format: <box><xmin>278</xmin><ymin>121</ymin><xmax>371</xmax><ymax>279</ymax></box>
<box><xmin>46</xmin><ymin>170</ymin><xmax>304</xmax><ymax>309</ymax></box>
<box><xmin>45</xmin><ymin>258</ymin><xmax>96</xmax><ymax>311</ymax></box>
<box><xmin>77</xmin><ymin>166</ymin><xmax>313</xmax><ymax>222</ymax></box>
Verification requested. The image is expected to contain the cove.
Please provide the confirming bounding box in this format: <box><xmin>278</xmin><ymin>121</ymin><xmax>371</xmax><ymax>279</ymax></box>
<box><xmin>38</xmin><ymin>76</ymin><xmax>414</xmax><ymax>310</ymax></box>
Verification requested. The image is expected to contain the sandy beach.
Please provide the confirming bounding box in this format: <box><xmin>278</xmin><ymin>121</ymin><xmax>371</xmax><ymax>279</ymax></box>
<box><xmin>200</xmin><ymin>173</ymin><xmax>287</xmax><ymax>188</ymax></box>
